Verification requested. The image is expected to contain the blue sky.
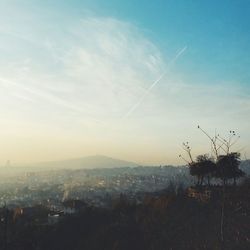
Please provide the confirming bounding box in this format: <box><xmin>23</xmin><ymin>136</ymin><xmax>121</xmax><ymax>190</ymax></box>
<box><xmin>36</xmin><ymin>0</ymin><xmax>250</xmax><ymax>84</ymax></box>
<box><xmin>0</xmin><ymin>0</ymin><xmax>249</xmax><ymax>165</ymax></box>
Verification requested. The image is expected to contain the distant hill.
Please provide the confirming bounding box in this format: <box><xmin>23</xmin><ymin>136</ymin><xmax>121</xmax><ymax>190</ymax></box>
<box><xmin>22</xmin><ymin>155</ymin><xmax>138</xmax><ymax>171</ymax></box>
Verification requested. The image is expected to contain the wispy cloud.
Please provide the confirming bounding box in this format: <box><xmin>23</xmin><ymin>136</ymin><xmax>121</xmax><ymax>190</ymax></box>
<box><xmin>0</xmin><ymin>4</ymin><xmax>249</xmax><ymax>164</ymax></box>
<box><xmin>0</xmin><ymin>76</ymin><xmax>104</xmax><ymax>124</ymax></box>
<box><xmin>0</xmin><ymin>15</ymin><xmax>166</xmax><ymax>127</ymax></box>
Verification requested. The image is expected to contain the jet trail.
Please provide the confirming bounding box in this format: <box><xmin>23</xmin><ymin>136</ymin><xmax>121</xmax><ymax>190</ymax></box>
<box><xmin>122</xmin><ymin>46</ymin><xmax>187</xmax><ymax>119</ymax></box>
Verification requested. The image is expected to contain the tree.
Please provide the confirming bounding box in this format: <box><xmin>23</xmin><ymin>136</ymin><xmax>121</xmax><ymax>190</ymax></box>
<box><xmin>215</xmin><ymin>152</ymin><xmax>245</xmax><ymax>185</ymax></box>
<box><xmin>180</xmin><ymin>143</ymin><xmax>215</xmax><ymax>186</ymax></box>
<box><xmin>197</xmin><ymin>126</ymin><xmax>245</xmax><ymax>186</ymax></box>
<box><xmin>179</xmin><ymin>142</ymin><xmax>200</xmax><ymax>185</ymax></box>
<box><xmin>196</xmin><ymin>154</ymin><xmax>216</xmax><ymax>186</ymax></box>
<box><xmin>188</xmin><ymin>155</ymin><xmax>216</xmax><ymax>186</ymax></box>
<box><xmin>180</xmin><ymin>127</ymin><xmax>246</xmax><ymax>186</ymax></box>
<box><xmin>180</xmin><ymin>126</ymin><xmax>246</xmax><ymax>248</ymax></box>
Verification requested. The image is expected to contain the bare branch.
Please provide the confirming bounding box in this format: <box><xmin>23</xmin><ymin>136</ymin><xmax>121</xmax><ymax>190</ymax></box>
<box><xmin>179</xmin><ymin>154</ymin><xmax>190</xmax><ymax>164</ymax></box>
<box><xmin>198</xmin><ymin>125</ymin><xmax>219</xmax><ymax>159</ymax></box>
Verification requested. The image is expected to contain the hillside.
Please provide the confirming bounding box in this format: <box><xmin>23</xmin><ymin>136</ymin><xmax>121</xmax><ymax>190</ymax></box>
<box><xmin>24</xmin><ymin>155</ymin><xmax>138</xmax><ymax>170</ymax></box>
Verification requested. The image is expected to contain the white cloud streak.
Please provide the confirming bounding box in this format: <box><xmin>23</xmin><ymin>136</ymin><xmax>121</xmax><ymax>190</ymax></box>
<box><xmin>122</xmin><ymin>46</ymin><xmax>187</xmax><ymax>119</ymax></box>
<box><xmin>0</xmin><ymin>15</ymin><xmax>167</xmax><ymax>131</ymax></box>
<box><xmin>0</xmin><ymin>5</ymin><xmax>249</xmax><ymax>164</ymax></box>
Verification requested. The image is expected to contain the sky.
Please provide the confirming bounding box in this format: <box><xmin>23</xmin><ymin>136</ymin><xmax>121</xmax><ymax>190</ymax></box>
<box><xmin>0</xmin><ymin>0</ymin><xmax>249</xmax><ymax>166</ymax></box>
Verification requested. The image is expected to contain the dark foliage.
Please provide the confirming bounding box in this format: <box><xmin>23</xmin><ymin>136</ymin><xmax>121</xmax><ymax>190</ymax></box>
<box><xmin>1</xmin><ymin>180</ymin><xmax>250</xmax><ymax>250</ymax></box>
<box><xmin>215</xmin><ymin>152</ymin><xmax>245</xmax><ymax>185</ymax></box>
<box><xmin>189</xmin><ymin>154</ymin><xmax>216</xmax><ymax>186</ymax></box>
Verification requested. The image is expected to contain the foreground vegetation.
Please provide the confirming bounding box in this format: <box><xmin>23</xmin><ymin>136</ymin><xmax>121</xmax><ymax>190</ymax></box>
<box><xmin>0</xmin><ymin>177</ymin><xmax>250</xmax><ymax>250</ymax></box>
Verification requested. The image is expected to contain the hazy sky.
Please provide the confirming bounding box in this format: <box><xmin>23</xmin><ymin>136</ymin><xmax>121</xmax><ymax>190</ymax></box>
<box><xmin>0</xmin><ymin>0</ymin><xmax>249</xmax><ymax>165</ymax></box>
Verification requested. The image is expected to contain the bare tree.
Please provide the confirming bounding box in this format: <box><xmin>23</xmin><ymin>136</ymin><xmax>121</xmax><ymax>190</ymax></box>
<box><xmin>180</xmin><ymin>139</ymin><xmax>217</xmax><ymax>186</ymax></box>
<box><xmin>196</xmin><ymin>126</ymin><xmax>245</xmax><ymax>248</ymax></box>
<box><xmin>197</xmin><ymin>126</ymin><xmax>244</xmax><ymax>185</ymax></box>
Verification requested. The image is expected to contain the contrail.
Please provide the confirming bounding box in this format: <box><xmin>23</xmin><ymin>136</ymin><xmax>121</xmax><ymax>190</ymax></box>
<box><xmin>122</xmin><ymin>46</ymin><xmax>187</xmax><ymax>119</ymax></box>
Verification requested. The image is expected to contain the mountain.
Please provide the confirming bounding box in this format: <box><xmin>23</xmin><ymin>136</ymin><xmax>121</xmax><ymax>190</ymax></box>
<box><xmin>22</xmin><ymin>155</ymin><xmax>138</xmax><ymax>171</ymax></box>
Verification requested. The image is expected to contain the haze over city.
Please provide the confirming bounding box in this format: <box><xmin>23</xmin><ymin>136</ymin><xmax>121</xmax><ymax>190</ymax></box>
<box><xmin>0</xmin><ymin>0</ymin><xmax>249</xmax><ymax>166</ymax></box>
